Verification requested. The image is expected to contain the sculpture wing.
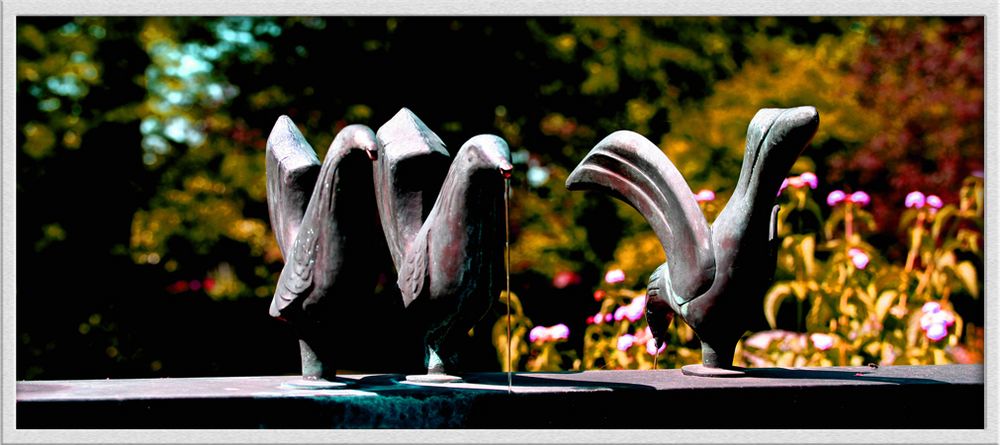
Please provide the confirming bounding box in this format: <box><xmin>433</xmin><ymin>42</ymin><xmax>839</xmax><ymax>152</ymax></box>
<box><xmin>566</xmin><ymin>130</ymin><xmax>715</xmax><ymax>302</ymax></box>
<box><xmin>397</xmin><ymin>225</ymin><xmax>430</xmax><ymax>308</ymax></box>
<box><xmin>373</xmin><ymin>108</ymin><xmax>451</xmax><ymax>270</ymax></box>
<box><xmin>266</xmin><ymin>115</ymin><xmax>320</xmax><ymax>259</ymax></box>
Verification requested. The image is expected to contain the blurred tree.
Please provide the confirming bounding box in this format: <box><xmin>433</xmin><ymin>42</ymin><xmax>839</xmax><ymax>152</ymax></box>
<box><xmin>831</xmin><ymin>17</ymin><xmax>984</xmax><ymax>241</ymax></box>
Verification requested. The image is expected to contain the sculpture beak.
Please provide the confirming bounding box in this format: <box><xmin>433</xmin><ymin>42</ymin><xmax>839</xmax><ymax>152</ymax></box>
<box><xmin>644</xmin><ymin>299</ymin><xmax>675</xmax><ymax>352</ymax></box>
<box><xmin>499</xmin><ymin>161</ymin><xmax>513</xmax><ymax>179</ymax></box>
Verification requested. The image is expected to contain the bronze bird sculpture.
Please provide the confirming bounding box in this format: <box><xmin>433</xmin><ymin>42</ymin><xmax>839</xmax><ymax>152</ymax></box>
<box><xmin>266</xmin><ymin>116</ymin><xmax>382</xmax><ymax>387</ymax></box>
<box><xmin>374</xmin><ymin>108</ymin><xmax>512</xmax><ymax>383</ymax></box>
<box><xmin>566</xmin><ymin>106</ymin><xmax>819</xmax><ymax>376</ymax></box>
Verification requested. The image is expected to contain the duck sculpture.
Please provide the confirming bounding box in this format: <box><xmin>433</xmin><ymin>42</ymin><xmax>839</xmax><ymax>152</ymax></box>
<box><xmin>266</xmin><ymin>116</ymin><xmax>383</xmax><ymax>387</ymax></box>
<box><xmin>374</xmin><ymin>108</ymin><xmax>512</xmax><ymax>383</ymax></box>
<box><xmin>566</xmin><ymin>106</ymin><xmax>819</xmax><ymax>376</ymax></box>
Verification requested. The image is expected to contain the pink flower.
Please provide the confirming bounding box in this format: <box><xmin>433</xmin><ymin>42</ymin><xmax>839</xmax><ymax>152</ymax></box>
<box><xmin>799</xmin><ymin>172</ymin><xmax>818</xmax><ymax>189</ymax></box>
<box><xmin>614</xmin><ymin>294</ymin><xmax>646</xmax><ymax>322</ymax></box>
<box><xmin>922</xmin><ymin>302</ymin><xmax>941</xmax><ymax>314</ymax></box>
<box><xmin>646</xmin><ymin>339</ymin><xmax>666</xmax><ymax>355</ymax></box>
<box><xmin>926</xmin><ymin>195</ymin><xmax>943</xmax><ymax>209</ymax></box>
<box><xmin>810</xmin><ymin>333</ymin><xmax>835</xmax><ymax>351</ymax></box>
<box><xmin>549</xmin><ymin>324</ymin><xmax>570</xmax><ymax>340</ymax></box>
<box><xmin>788</xmin><ymin>176</ymin><xmax>805</xmax><ymax>188</ymax></box>
<box><xmin>848</xmin><ymin>248</ymin><xmax>869</xmax><ymax>270</ymax></box>
<box><xmin>905</xmin><ymin>191</ymin><xmax>926</xmax><ymax>208</ymax></box>
<box><xmin>778</xmin><ymin>178</ymin><xmax>789</xmax><ymax>196</ymax></box>
<box><xmin>920</xmin><ymin>309</ymin><xmax>955</xmax><ymax>330</ymax></box>
<box><xmin>694</xmin><ymin>189</ymin><xmax>716</xmax><ymax>202</ymax></box>
<box><xmin>849</xmin><ymin>191</ymin><xmax>870</xmax><ymax>206</ymax></box>
<box><xmin>826</xmin><ymin>190</ymin><xmax>846</xmax><ymax>206</ymax></box>
<box><xmin>588</xmin><ymin>312</ymin><xmax>604</xmax><ymax>325</ymax></box>
<box><xmin>634</xmin><ymin>326</ymin><xmax>653</xmax><ymax>344</ymax></box>
<box><xmin>616</xmin><ymin>334</ymin><xmax>635</xmax><ymax>351</ymax></box>
<box><xmin>926</xmin><ymin>323</ymin><xmax>948</xmax><ymax>341</ymax></box>
<box><xmin>530</xmin><ymin>324</ymin><xmax>571</xmax><ymax>343</ymax></box>
<box><xmin>613</xmin><ymin>306</ymin><xmax>627</xmax><ymax>321</ymax></box>
<box><xmin>919</xmin><ymin>302</ymin><xmax>955</xmax><ymax>342</ymax></box>
<box><xmin>552</xmin><ymin>270</ymin><xmax>580</xmax><ymax>289</ymax></box>
<box><xmin>604</xmin><ymin>313</ymin><xmax>613</xmax><ymax>322</ymax></box>
<box><xmin>529</xmin><ymin>326</ymin><xmax>547</xmax><ymax>343</ymax></box>
<box><xmin>605</xmin><ymin>269</ymin><xmax>626</xmax><ymax>284</ymax></box>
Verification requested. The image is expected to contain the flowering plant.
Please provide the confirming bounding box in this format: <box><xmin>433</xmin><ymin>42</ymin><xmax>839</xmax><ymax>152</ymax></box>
<box><xmin>750</xmin><ymin>174</ymin><xmax>983</xmax><ymax>367</ymax></box>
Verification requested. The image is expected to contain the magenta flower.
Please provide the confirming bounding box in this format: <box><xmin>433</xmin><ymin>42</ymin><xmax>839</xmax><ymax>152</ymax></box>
<box><xmin>810</xmin><ymin>333</ymin><xmax>835</xmax><ymax>351</ymax></box>
<box><xmin>604</xmin><ymin>313</ymin><xmax>613</xmax><ymax>322</ymax></box>
<box><xmin>605</xmin><ymin>269</ymin><xmax>626</xmax><ymax>284</ymax></box>
<box><xmin>778</xmin><ymin>178</ymin><xmax>789</xmax><ymax>196</ymax></box>
<box><xmin>905</xmin><ymin>191</ymin><xmax>926</xmax><ymax>208</ymax></box>
<box><xmin>694</xmin><ymin>189</ymin><xmax>716</xmax><ymax>203</ymax></box>
<box><xmin>848</xmin><ymin>248</ymin><xmax>869</xmax><ymax>270</ymax></box>
<box><xmin>616</xmin><ymin>334</ymin><xmax>635</xmax><ymax>351</ymax></box>
<box><xmin>799</xmin><ymin>172</ymin><xmax>818</xmax><ymax>189</ymax></box>
<box><xmin>849</xmin><ymin>191</ymin><xmax>870</xmax><ymax>206</ymax></box>
<box><xmin>826</xmin><ymin>190</ymin><xmax>846</xmax><ymax>206</ymax></box>
<box><xmin>926</xmin><ymin>195</ymin><xmax>943</xmax><ymax>209</ymax></box>
<box><xmin>788</xmin><ymin>176</ymin><xmax>805</xmax><ymax>188</ymax></box>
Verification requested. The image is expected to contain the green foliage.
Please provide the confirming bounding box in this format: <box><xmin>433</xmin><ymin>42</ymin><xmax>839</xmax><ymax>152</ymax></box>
<box><xmin>17</xmin><ymin>17</ymin><xmax>984</xmax><ymax>378</ymax></box>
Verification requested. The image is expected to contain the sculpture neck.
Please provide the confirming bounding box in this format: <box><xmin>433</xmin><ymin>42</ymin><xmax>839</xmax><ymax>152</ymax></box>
<box><xmin>433</xmin><ymin>166</ymin><xmax>505</xmax><ymax>237</ymax></box>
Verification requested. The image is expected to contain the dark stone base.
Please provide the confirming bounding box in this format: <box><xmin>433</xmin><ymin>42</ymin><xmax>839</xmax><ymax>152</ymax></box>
<box><xmin>16</xmin><ymin>365</ymin><xmax>984</xmax><ymax>429</ymax></box>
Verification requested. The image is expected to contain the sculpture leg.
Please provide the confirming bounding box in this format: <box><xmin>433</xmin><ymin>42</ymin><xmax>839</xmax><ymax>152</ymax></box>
<box><xmin>405</xmin><ymin>340</ymin><xmax>463</xmax><ymax>384</ymax></box>
<box><xmin>699</xmin><ymin>337</ymin><xmax>738</xmax><ymax>369</ymax></box>
<box><xmin>282</xmin><ymin>318</ymin><xmax>346</xmax><ymax>389</ymax></box>
<box><xmin>681</xmin><ymin>332</ymin><xmax>746</xmax><ymax>377</ymax></box>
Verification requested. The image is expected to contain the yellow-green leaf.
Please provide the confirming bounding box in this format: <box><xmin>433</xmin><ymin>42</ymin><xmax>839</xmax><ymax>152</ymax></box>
<box><xmin>764</xmin><ymin>283</ymin><xmax>792</xmax><ymax>329</ymax></box>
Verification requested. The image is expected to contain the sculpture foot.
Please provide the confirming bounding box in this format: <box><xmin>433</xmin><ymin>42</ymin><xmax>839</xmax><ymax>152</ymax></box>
<box><xmin>681</xmin><ymin>364</ymin><xmax>747</xmax><ymax>378</ymax></box>
<box><xmin>298</xmin><ymin>338</ymin><xmax>338</xmax><ymax>382</ymax></box>
<box><xmin>407</xmin><ymin>346</ymin><xmax>463</xmax><ymax>383</ymax></box>
<box><xmin>404</xmin><ymin>373</ymin><xmax>464</xmax><ymax>384</ymax></box>
<box><xmin>280</xmin><ymin>377</ymin><xmax>349</xmax><ymax>389</ymax></box>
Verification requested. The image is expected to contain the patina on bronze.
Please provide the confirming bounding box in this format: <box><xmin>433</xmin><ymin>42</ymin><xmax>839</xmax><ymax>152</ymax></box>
<box><xmin>375</xmin><ymin>108</ymin><xmax>513</xmax><ymax>383</ymax></box>
<box><xmin>266</xmin><ymin>116</ymin><xmax>383</xmax><ymax>388</ymax></box>
<box><xmin>566</xmin><ymin>106</ymin><xmax>819</xmax><ymax>376</ymax></box>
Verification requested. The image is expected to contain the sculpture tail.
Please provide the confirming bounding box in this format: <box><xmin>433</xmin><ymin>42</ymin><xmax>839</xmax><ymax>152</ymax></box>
<box><xmin>566</xmin><ymin>130</ymin><xmax>715</xmax><ymax>302</ymax></box>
